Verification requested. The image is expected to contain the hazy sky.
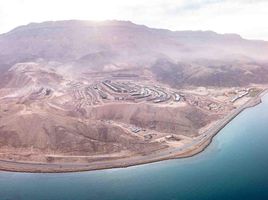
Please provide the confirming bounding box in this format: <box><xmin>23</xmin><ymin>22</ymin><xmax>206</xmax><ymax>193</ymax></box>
<box><xmin>0</xmin><ymin>0</ymin><xmax>267</xmax><ymax>40</ymax></box>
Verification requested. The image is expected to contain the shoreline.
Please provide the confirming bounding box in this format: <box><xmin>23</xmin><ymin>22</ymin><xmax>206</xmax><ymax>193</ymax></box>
<box><xmin>0</xmin><ymin>90</ymin><xmax>266</xmax><ymax>173</ymax></box>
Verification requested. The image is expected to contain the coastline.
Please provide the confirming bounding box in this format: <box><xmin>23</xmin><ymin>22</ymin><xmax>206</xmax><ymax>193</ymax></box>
<box><xmin>0</xmin><ymin>89</ymin><xmax>266</xmax><ymax>173</ymax></box>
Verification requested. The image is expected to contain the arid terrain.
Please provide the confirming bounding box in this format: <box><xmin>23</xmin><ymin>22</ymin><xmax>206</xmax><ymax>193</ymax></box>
<box><xmin>0</xmin><ymin>20</ymin><xmax>268</xmax><ymax>172</ymax></box>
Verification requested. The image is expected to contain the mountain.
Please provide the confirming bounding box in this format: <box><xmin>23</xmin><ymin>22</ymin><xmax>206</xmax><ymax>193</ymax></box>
<box><xmin>0</xmin><ymin>20</ymin><xmax>268</xmax><ymax>87</ymax></box>
<box><xmin>0</xmin><ymin>20</ymin><xmax>267</xmax><ymax>169</ymax></box>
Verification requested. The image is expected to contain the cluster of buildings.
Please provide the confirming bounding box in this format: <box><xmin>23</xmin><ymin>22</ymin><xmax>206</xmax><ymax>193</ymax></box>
<box><xmin>231</xmin><ymin>89</ymin><xmax>250</xmax><ymax>103</ymax></box>
<box><xmin>68</xmin><ymin>79</ymin><xmax>184</xmax><ymax>110</ymax></box>
<box><xmin>101</xmin><ymin>80</ymin><xmax>181</xmax><ymax>104</ymax></box>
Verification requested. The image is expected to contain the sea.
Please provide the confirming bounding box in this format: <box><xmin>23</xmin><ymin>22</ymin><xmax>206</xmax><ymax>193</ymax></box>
<box><xmin>1</xmin><ymin>94</ymin><xmax>268</xmax><ymax>200</ymax></box>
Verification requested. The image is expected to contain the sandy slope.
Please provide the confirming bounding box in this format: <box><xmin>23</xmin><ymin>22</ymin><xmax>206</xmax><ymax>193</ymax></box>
<box><xmin>0</xmin><ymin>90</ymin><xmax>264</xmax><ymax>173</ymax></box>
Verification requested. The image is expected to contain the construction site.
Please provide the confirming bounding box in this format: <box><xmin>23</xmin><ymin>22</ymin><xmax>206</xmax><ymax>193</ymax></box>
<box><xmin>0</xmin><ymin>62</ymin><xmax>265</xmax><ymax>167</ymax></box>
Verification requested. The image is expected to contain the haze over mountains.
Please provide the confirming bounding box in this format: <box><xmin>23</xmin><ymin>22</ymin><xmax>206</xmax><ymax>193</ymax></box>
<box><xmin>1</xmin><ymin>20</ymin><xmax>268</xmax><ymax>87</ymax></box>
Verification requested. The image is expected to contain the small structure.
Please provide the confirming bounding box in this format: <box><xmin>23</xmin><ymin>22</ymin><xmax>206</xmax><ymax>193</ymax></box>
<box><xmin>98</xmin><ymin>90</ymin><xmax>108</xmax><ymax>99</ymax></box>
<box><xmin>174</xmin><ymin>93</ymin><xmax>180</xmax><ymax>102</ymax></box>
<box><xmin>131</xmin><ymin>127</ymin><xmax>142</xmax><ymax>133</ymax></box>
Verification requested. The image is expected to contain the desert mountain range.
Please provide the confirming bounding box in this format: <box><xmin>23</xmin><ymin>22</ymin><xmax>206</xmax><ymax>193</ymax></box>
<box><xmin>1</xmin><ymin>20</ymin><xmax>268</xmax><ymax>87</ymax></box>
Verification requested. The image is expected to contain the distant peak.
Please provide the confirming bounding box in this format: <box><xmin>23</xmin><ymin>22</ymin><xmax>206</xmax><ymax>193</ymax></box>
<box><xmin>8</xmin><ymin>20</ymin><xmax>146</xmax><ymax>34</ymax></box>
<box><xmin>5</xmin><ymin>20</ymin><xmax>244</xmax><ymax>41</ymax></box>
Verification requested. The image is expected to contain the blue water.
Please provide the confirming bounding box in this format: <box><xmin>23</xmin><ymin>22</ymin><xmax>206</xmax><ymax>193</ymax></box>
<box><xmin>1</xmin><ymin>95</ymin><xmax>268</xmax><ymax>200</ymax></box>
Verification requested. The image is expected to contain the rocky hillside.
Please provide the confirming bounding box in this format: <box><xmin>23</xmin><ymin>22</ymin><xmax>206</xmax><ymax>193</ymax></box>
<box><xmin>0</xmin><ymin>20</ymin><xmax>268</xmax><ymax>87</ymax></box>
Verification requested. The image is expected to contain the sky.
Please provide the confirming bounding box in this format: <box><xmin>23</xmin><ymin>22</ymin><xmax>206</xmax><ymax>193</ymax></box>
<box><xmin>0</xmin><ymin>0</ymin><xmax>267</xmax><ymax>40</ymax></box>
